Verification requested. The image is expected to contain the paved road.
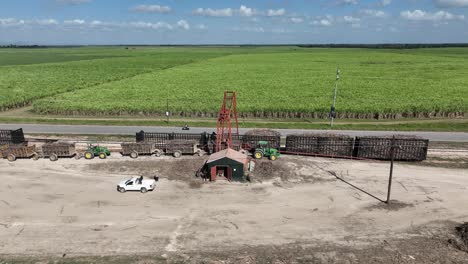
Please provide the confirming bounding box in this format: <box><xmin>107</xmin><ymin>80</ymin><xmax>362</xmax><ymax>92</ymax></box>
<box><xmin>1</xmin><ymin>123</ymin><xmax>467</xmax><ymax>142</ymax></box>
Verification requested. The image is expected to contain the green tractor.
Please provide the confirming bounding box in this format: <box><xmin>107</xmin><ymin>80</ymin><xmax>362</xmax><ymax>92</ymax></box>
<box><xmin>253</xmin><ymin>141</ymin><xmax>280</xmax><ymax>161</ymax></box>
<box><xmin>84</xmin><ymin>144</ymin><xmax>111</xmax><ymax>160</ymax></box>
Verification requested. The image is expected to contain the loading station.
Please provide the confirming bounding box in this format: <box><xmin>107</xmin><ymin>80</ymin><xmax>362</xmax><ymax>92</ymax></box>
<box><xmin>206</xmin><ymin>148</ymin><xmax>250</xmax><ymax>182</ymax></box>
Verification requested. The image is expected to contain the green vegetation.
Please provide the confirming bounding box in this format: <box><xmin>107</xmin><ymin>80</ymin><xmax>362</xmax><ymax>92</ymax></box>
<box><xmin>0</xmin><ymin>46</ymin><xmax>467</xmax><ymax>121</ymax></box>
<box><xmin>0</xmin><ymin>47</ymin><xmax>235</xmax><ymax>111</ymax></box>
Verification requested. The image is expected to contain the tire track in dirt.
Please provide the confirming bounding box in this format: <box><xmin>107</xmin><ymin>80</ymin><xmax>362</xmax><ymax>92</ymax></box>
<box><xmin>165</xmin><ymin>212</ymin><xmax>196</xmax><ymax>252</ymax></box>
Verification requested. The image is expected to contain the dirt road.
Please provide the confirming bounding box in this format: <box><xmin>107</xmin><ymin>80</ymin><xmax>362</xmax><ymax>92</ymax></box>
<box><xmin>0</xmin><ymin>155</ymin><xmax>467</xmax><ymax>263</ymax></box>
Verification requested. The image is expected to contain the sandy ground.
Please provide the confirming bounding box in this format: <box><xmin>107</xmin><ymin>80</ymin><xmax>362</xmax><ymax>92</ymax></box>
<box><xmin>0</xmin><ymin>154</ymin><xmax>468</xmax><ymax>263</ymax></box>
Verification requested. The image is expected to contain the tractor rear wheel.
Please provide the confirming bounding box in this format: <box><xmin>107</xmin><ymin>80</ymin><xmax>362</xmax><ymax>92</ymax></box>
<box><xmin>254</xmin><ymin>151</ymin><xmax>263</xmax><ymax>159</ymax></box>
<box><xmin>173</xmin><ymin>151</ymin><xmax>182</xmax><ymax>158</ymax></box>
<box><xmin>7</xmin><ymin>154</ymin><xmax>16</xmax><ymax>162</ymax></box>
<box><xmin>84</xmin><ymin>151</ymin><xmax>94</xmax><ymax>160</ymax></box>
<box><xmin>99</xmin><ymin>152</ymin><xmax>107</xmax><ymax>159</ymax></box>
<box><xmin>50</xmin><ymin>154</ymin><xmax>58</xmax><ymax>162</ymax></box>
<box><xmin>269</xmin><ymin>155</ymin><xmax>277</xmax><ymax>161</ymax></box>
<box><xmin>130</xmin><ymin>151</ymin><xmax>138</xmax><ymax>159</ymax></box>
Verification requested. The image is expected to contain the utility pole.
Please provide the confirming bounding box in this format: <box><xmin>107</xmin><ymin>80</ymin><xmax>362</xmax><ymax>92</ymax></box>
<box><xmin>330</xmin><ymin>66</ymin><xmax>340</xmax><ymax>128</ymax></box>
<box><xmin>386</xmin><ymin>136</ymin><xmax>396</xmax><ymax>204</ymax></box>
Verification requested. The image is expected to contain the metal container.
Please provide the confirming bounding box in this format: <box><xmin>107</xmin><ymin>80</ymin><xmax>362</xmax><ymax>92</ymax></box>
<box><xmin>0</xmin><ymin>143</ymin><xmax>38</xmax><ymax>161</ymax></box>
<box><xmin>285</xmin><ymin>134</ymin><xmax>354</xmax><ymax>157</ymax></box>
<box><xmin>354</xmin><ymin>137</ymin><xmax>429</xmax><ymax>161</ymax></box>
<box><xmin>42</xmin><ymin>143</ymin><xmax>76</xmax><ymax>159</ymax></box>
<box><xmin>0</xmin><ymin>129</ymin><xmax>25</xmax><ymax>144</ymax></box>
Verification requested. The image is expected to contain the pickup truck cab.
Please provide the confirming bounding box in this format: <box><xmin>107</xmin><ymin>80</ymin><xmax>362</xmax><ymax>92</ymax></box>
<box><xmin>117</xmin><ymin>176</ymin><xmax>156</xmax><ymax>193</ymax></box>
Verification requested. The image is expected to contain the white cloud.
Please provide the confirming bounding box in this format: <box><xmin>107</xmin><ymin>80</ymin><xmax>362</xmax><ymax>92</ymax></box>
<box><xmin>88</xmin><ymin>20</ymin><xmax>121</xmax><ymax>28</ymax></box>
<box><xmin>401</xmin><ymin>10</ymin><xmax>465</xmax><ymax>21</ymax></box>
<box><xmin>434</xmin><ymin>0</ymin><xmax>468</xmax><ymax>8</ymax></box>
<box><xmin>90</xmin><ymin>20</ymin><xmax>102</xmax><ymax>26</ymax></box>
<box><xmin>239</xmin><ymin>5</ymin><xmax>256</xmax><ymax>17</ymax></box>
<box><xmin>193</xmin><ymin>7</ymin><xmax>233</xmax><ymax>17</ymax></box>
<box><xmin>0</xmin><ymin>18</ymin><xmax>25</xmax><ymax>27</ymax></box>
<box><xmin>343</xmin><ymin>16</ymin><xmax>360</xmax><ymax>28</ymax></box>
<box><xmin>194</xmin><ymin>5</ymin><xmax>288</xmax><ymax>18</ymax></box>
<box><xmin>196</xmin><ymin>24</ymin><xmax>206</xmax><ymax>30</ymax></box>
<box><xmin>267</xmin><ymin>9</ymin><xmax>286</xmax><ymax>17</ymax></box>
<box><xmin>55</xmin><ymin>0</ymin><xmax>91</xmax><ymax>5</ymax></box>
<box><xmin>131</xmin><ymin>5</ymin><xmax>172</xmax><ymax>13</ymax></box>
<box><xmin>232</xmin><ymin>26</ymin><xmax>290</xmax><ymax>33</ymax></box>
<box><xmin>112</xmin><ymin>20</ymin><xmax>191</xmax><ymax>31</ymax></box>
<box><xmin>311</xmin><ymin>15</ymin><xmax>334</xmax><ymax>27</ymax></box>
<box><xmin>34</xmin><ymin>19</ymin><xmax>59</xmax><ymax>25</ymax></box>
<box><xmin>0</xmin><ymin>18</ymin><xmax>61</xmax><ymax>27</ymax></box>
<box><xmin>233</xmin><ymin>26</ymin><xmax>264</xmax><ymax>32</ymax></box>
<box><xmin>312</xmin><ymin>19</ymin><xmax>333</xmax><ymax>26</ymax></box>
<box><xmin>0</xmin><ymin>17</ymin><xmax>193</xmax><ymax>32</ymax></box>
<box><xmin>344</xmin><ymin>16</ymin><xmax>360</xmax><ymax>23</ymax></box>
<box><xmin>290</xmin><ymin>17</ymin><xmax>304</xmax><ymax>23</ymax></box>
<box><xmin>360</xmin><ymin>9</ymin><xmax>386</xmax><ymax>18</ymax></box>
<box><xmin>129</xmin><ymin>21</ymin><xmax>173</xmax><ymax>30</ymax></box>
<box><xmin>338</xmin><ymin>0</ymin><xmax>358</xmax><ymax>5</ymax></box>
<box><xmin>64</xmin><ymin>19</ymin><xmax>85</xmax><ymax>25</ymax></box>
<box><xmin>177</xmin><ymin>20</ymin><xmax>190</xmax><ymax>30</ymax></box>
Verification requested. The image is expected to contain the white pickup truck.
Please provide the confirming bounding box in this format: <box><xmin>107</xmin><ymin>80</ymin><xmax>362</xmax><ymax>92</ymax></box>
<box><xmin>117</xmin><ymin>176</ymin><xmax>156</xmax><ymax>193</ymax></box>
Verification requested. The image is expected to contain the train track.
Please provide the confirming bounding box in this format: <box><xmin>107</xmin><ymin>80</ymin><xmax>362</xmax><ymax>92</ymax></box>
<box><xmin>1</xmin><ymin>123</ymin><xmax>467</xmax><ymax>142</ymax></box>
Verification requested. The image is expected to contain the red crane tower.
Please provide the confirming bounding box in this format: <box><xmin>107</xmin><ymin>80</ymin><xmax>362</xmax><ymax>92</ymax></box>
<box><xmin>216</xmin><ymin>91</ymin><xmax>239</xmax><ymax>152</ymax></box>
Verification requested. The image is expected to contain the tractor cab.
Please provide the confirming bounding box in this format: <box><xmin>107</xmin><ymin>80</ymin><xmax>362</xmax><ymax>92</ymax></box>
<box><xmin>253</xmin><ymin>141</ymin><xmax>280</xmax><ymax>161</ymax></box>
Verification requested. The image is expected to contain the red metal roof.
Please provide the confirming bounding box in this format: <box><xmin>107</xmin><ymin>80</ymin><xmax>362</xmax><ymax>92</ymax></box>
<box><xmin>207</xmin><ymin>148</ymin><xmax>249</xmax><ymax>164</ymax></box>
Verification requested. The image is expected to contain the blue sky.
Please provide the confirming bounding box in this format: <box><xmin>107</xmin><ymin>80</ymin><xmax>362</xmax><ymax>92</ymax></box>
<box><xmin>1</xmin><ymin>0</ymin><xmax>468</xmax><ymax>44</ymax></box>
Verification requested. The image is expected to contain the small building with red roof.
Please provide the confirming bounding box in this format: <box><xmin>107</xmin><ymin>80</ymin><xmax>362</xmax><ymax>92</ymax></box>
<box><xmin>206</xmin><ymin>148</ymin><xmax>251</xmax><ymax>182</ymax></box>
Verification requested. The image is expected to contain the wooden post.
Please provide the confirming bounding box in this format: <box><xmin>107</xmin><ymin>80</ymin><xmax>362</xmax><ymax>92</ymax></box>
<box><xmin>330</xmin><ymin>66</ymin><xmax>340</xmax><ymax>129</ymax></box>
<box><xmin>386</xmin><ymin>136</ymin><xmax>396</xmax><ymax>204</ymax></box>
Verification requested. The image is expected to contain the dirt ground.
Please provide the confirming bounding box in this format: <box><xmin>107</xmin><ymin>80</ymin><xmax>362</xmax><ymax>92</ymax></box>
<box><xmin>423</xmin><ymin>148</ymin><xmax>468</xmax><ymax>169</ymax></box>
<box><xmin>1</xmin><ymin>154</ymin><xmax>468</xmax><ymax>263</ymax></box>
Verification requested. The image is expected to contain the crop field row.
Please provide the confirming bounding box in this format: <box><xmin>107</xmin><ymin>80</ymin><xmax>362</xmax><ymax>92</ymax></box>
<box><xmin>1</xmin><ymin>47</ymin><xmax>467</xmax><ymax>119</ymax></box>
<box><xmin>0</xmin><ymin>48</ymin><xmax>240</xmax><ymax>111</ymax></box>
<box><xmin>31</xmin><ymin>48</ymin><xmax>468</xmax><ymax>118</ymax></box>
<box><xmin>0</xmin><ymin>47</ymin><xmax>107</xmax><ymax>66</ymax></box>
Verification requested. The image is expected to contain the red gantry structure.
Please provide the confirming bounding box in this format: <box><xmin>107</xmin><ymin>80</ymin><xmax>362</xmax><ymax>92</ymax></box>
<box><xmin>216</xmin><ymin>91</ymin><xmax>239</xmax><ymax>152</ymax></box>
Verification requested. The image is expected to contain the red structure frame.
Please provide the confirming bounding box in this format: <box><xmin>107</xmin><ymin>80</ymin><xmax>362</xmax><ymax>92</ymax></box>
<box><xmin>216</xmin><ymin>91</ymin><xmax>239</xmax><ymax>152</ymax></box>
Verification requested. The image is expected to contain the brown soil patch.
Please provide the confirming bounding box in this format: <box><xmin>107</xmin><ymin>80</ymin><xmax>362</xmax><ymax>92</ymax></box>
<box><xmin>250</xmin><ymin>159</ymin><xmax>290</xmax><ymax>182</ymax></box>
<box><xmin>365</xmin><ymin>200</ymin><xmax>414</xmax><ymax>211</ymax></box>
<box><xmin>87</xmin><ymin>157</ymin><xmax>204</xmax><ymax>181</ymax></box>
<box><xmin>2</xmin><ymin>231</ymin><xmax>468</xmax><ymax>263</ymax></box>
<box><xmin>449</xmin><ymin>222</ymin><xmax>468</xmax><ymax>253</ymax></box>
<box><xmin>457</xmin><ymin>223</ymin><xmax>468</xmax><ymax>247</ymax></box>
<box><xmin>250</xmin><ymin>157</ymin><xmax>337</xmax><ymax>184</ymax></box>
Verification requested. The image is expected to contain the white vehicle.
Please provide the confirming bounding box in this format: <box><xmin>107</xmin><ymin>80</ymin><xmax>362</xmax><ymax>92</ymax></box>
<box><xmin>117</xmin><ymin>176</ymin><xmax>156</xmax><ymax>193</ymax></box>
